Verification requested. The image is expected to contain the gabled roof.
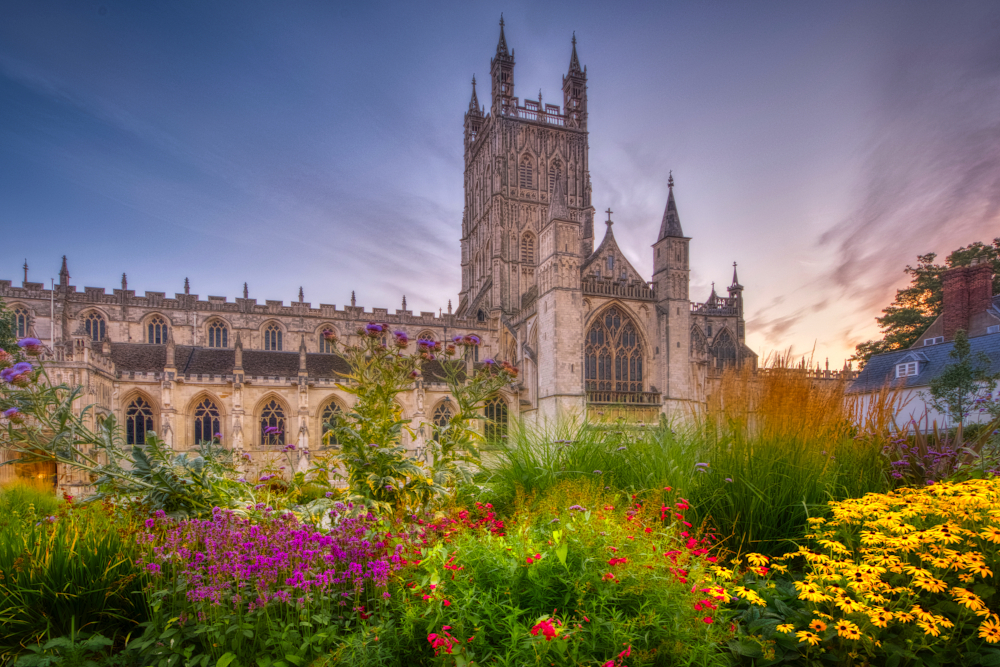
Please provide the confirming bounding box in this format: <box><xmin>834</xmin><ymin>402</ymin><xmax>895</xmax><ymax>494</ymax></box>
<box><xmin>581</xmin><ymin>220</ymin><xmax>644</xmax><ymax>282</ymax></box>
<box><xmin>848</xmin><ymin>333</ymin><xmax>1000</xmax><ymax>393</ymax></box>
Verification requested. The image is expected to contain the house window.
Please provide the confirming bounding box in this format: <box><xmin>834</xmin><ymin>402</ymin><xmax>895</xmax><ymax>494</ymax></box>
<box><xmin>264</xmin><ymin>323</ymin><xmax>282</xmax><ymax>351</ymax></box>
<box><xmin>148</xmin><ymin>316</ymin><xmax>168</xmax><ymax>344</ymax></box>
<box><xmin>125</xmin><ymin>397</ymin><xmax>154</xmax><ymax>445</ymax></box>
<box><xmin>321</xmin><ymin>400</ymin><xmax>342</xmax><ymax>446</ymax></box>
<box><xmin>208</xmin><ymin>321</ymin><xmax>228</xmax><ymax>348</ymax></box>
<box><xmin>85</xmin><ymin>312</ymin><xmax>106</xmax><ymax>342</ymax></box>
<box><xmin>319</xmin><ymin>329</ymin><xmax>335</xmax><ymax>353</ymax></box>
<box><xmin>260</xmin><ymin>400</ymin><xmax>286</xmax><ymax>446</ymax></box>
<box><xmin>896</xmin><ymin>362</ymin><xmax>919</xmax><ymax>378</ymax></box>
<box><xmin>923</xmin><ymin>336</ymin><xmax>944</xmax><ymax>346</ymax></box>
<box><xmin>193</xmin><ymin>398</ymin><xmax>221</xmax><ymax>444</ymax></box>
<box><xmin>13</xmin><ymin>307</ymin><xmax>28</xmax><ymax>338</ymax></box>
<box><xmin>484</xmin><ymin>396</ymin><xmax>508</xmax><ymax>442</ymax></box>
<box><xmin>519</xmin><ymin>157</ymin><xmax>533</xmax><ymax>189</ymax></box>
<box><xmin>432</xmin><ymin>400</ymin><xmax>454</xmax><ymax>442</ymax></box>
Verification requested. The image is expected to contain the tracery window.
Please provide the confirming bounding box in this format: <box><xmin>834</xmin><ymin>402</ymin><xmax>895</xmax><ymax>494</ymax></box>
<box><xmin>12</xmin><ymin>307</ymin><xmax>28</xmax><ymax>338</ymax></box>
<box><xmin>319</xmin><ymin>328</ymin><xmax>335</xmax><ymax>354</ymax></box>
<box><xmin>147</xmin><ymin>316</ymin><xmax>168</xmax><ymax>344</ymax></box>
<box><xmin>484</xmin><ymin>396</ymin><xmax>508</xmax><ymax>442</ymax></box>
<box><xmin>264</xmin><ymin>323</ymin><xmax>282</xmax><ymax>351</ymax></box>
<box><xmin>519</xmin><ymin>157</ymin><xmax>533</xmax><ymax>189</ymax></box>
<box><xmin>710</xmin><ymin>329</ymin><xmax>737</xmax><ymax>370</ymax></box>
<box><xmin>207</xmin><ymin>320</ymin><xmax>228</xmax><ymax>348</ymax></box>
<box><xmin>520</xmin><ymin>233</ymin><xmax>535</xmax><ymax>264</ymax></box>
<box><xmin>125</xmin><ymin>397</ymin><xmax>154</xmax><ymax>445</ymax></box>
<box><xmin>85</xmin><ymin>312</ymin><xmax>106</xmax><ymax>342</ymax></box>
<box><xmin>585</xmin><ymin>307</ymin><xmax>644</xmax><ymax>393</ymax></box>
<box><xmin>260</xmin><ymin>399</ymin><xmax>286</xmax><ymax>447</ymax></box>
<box><xmin>432</xmin><ymin>400</ymin><xmax>454</xmax><ymax>442</ymax></box>
<box><xmin>193</xmin><ymin>398</ymin><xmax>221</xmax><ymax>444</ymax></box>
<box><xmin>321</xmin><ymin>400</ymin><xmax>343</xmax><ymax>446</ymax></box>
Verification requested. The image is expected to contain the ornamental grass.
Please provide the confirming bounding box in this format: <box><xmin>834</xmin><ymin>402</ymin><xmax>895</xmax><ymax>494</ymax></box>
<box><xmin>727</xmin><ymin>478</ymin><xmax>1000</xmax><ymax>665</ymax></box>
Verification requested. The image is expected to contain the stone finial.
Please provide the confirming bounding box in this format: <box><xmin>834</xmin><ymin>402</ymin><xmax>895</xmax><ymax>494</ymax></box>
<box><xmin>184</xmin><ymin>277</ymin><xmax>190</xmax><ymax>295</ymax></box>
<box><xmin>243</xmin><ymin>282</ymin><xmax>248</xmax><ymax>299</ymax></box>
<box><xmin>121</xmin><ymin>273</ymin><xmax>127</xmax><ymax>290</ymax></box>
<box><xmin>298</xmin><ymin>286</ymin><xmax>304</xmax><ymax>303</ymax></box>
<box><xmin>22</xmin><ymin>259</ymin><xmax>28</xmax><ymax>285</ymax></box>
<box><xmin>299</xmin><ymin>334</ymin><xmax>308</xmax><ymax>373</ymax></box>
<box><xmin>165</xmin><ymin>330</ymin><xmax>175</xmax><ymax>368</ymax></box>
<box><xmin>59</xmin><ymin>256</ymin><xmax>70</xmax><ymax>286</ymax></box>
<box><xmin>448</xmin><ymin>299</ymin><xmax>452</xmax><ymax>314</ymax></box>
<box><xmin>402</xmin><ymin>295</ymin><xmax>407</xmax><ymax>310</ymax></box>
<box><xmin>351</xmin><ymin>291</ymin><xmax>356</xmax><ymax>307</ymax></box>
<box><xmin>101</xmin><ymin>336</ymin><xmax>111</xmax><ymax>356</ymax></box>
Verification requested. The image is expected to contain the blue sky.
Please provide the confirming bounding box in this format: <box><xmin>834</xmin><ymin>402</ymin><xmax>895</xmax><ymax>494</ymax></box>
<box><xmin>2</xmin><ymin>1</ymin><xmax>999</xmax><ymax>364</ymax></box>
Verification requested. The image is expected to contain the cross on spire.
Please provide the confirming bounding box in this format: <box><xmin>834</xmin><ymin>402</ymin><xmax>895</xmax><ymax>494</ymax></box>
<box><xmin>605</xmin><ymin>208</ymin><xmax>613</xmax><ymax>227</ymax></box>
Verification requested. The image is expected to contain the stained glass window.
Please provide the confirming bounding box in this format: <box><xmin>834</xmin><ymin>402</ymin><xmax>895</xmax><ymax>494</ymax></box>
<box><xmin>13</xmin><ymin>307</ymin><xmax>28</xmax><ymax>338</ymax></box>
<box><xmin>321</xmin><ymin>400</ymin><xmax>342</xmax><ymax>446</ymax></box>
<box><xmin>260</xmin><ymin>400</ymin><xmax>286</xmax><ymax>447</ymax></box>
<box><xmin>208</xmin><ymin>321</ymin><xmax>228</xmax><ymax>348</ymax></box>
<box><xmin>194</xmin><ymin>398</ymin><xmax>221</xmax><ymax>444</ymax></box>
<box><xmin>125</xmin><ymin>397</ymin><xmax>154</xmax><ymax>445</ymax></box>
<box><xmin>484</xmin><ymin>396</ymin><xmax>508</xmax><ymax>442</ymax></box>
<box><xmin>584</xmin><ymin>307</ymin><xmax>644</xmax><ymax>392</ymax></box>
<box><xmin>148</xmin><ymin>316</ymin><xmax>168</xmax><ymax>344</ymax></box>
<box><xmin>264</xmin><ymin>323</ymin><xmax>282</xmax><ymax>351</ymax></box>
<box><xmin>85</xmin><ymin>312</ymin><xmax>106</xmax><ymax>342</ymax></box>
<box><xmin>711</xmin><ymin>330</ymin><xmax>737</xmax><ymax>370</ymax></box>
<box><xmin>432</xmin><ymin>400</ymin><xmax>454</xmax><ymax>442</ymax></box>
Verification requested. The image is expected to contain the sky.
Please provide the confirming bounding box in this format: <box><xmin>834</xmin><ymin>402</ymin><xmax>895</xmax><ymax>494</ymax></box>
<box><xmin>2</xmin><ymin>1</ymin><xmax>999</xmax><ymax>366</ymax></box>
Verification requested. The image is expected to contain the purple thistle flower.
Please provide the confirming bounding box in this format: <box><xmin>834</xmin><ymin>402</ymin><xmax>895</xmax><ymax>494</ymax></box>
<box><xmin>3</xmin><ymin>407</ymin><xmax>22</xmax><ymax>422</ymax></box>
<box><xmin>17</xmin><ymin>337</ymin><xmax>43</xmax><ymax>355</ymax></box>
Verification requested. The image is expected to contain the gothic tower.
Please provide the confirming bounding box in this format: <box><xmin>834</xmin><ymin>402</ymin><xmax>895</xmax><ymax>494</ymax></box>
<box><xmin>651</xmin><ymin>174</ymin><xmax>694</xmax><ymax>409</ymax></box>
<box><xmin>457</xmin><ymin>18</ymin><xmax>594</xmax><ymax>324</ymax></box>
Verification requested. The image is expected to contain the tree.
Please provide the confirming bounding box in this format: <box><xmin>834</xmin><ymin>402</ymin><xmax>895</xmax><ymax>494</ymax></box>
<box><xmin>0</xmin><ymin>296</ymin><xmax>18</xmax><ymax>353</ymax></box>
<box><xmin>927</xmin><ymin>330</ymin><xmax>998</xmax><ymax>428</ymax></box>
<box><xmin>852</xmin><ymin>238</ymin><xmax>1000</xmax><ymax>367</ymax></box>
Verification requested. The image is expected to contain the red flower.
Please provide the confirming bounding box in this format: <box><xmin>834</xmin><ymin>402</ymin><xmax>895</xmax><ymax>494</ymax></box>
<box><xmin>443</xmin><ymin>599</ymin><xmax>451</xmax><ymax>606</ymax></box>
<box><xmin>530</xmin><ymin>619</ymin><xmax>558</xmax><ymax>641</ymax></box>
<box><xmin>703</xmin><ymin>616</ymin><xmax>714</xmax><ymax>624</ymax></box>
<box><xmin>526</xmin><ymin>557</ymin><xmax>534</xmax><ymax>565</ymax></box>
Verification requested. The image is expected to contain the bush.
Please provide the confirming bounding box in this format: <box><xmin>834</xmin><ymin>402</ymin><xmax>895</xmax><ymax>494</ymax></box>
<box><xmin>728</xmin><ymin>479</ymin><xmax>1000</xmax><ymax>665</ymax></box>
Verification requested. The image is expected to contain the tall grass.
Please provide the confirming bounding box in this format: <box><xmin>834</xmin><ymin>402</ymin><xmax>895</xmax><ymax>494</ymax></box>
<box><xmin>0</xmin><ymin>478</ymin><xmax>59</xmax><ymax>527</ymax></box>
<box><xmin>484</xmin><ymin>356</ymin><xmax>892</xmax><ymax>557</ymax></box>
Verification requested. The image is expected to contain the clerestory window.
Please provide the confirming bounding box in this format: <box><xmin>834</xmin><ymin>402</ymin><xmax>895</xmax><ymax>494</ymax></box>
<box><xmin>148</xmin><ymin>316</ymin><xmax>168</xmax><ymax>344</ymax></box>
<box><xmin>264</xmin><ymin>323</ymin><xmax>282</xmax><ymax>351</ymax></box>
<box><xmin>207</xmin><ymin>321</ymin><xmax>228</xmax><ymax>348</ymax></box>
<box><xmin>85</xmin><ymin>312</ymin><xmax>106</xmax><ymax>342</ymax></box>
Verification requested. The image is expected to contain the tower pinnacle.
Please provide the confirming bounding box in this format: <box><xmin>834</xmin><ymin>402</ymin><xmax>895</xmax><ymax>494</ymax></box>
<box><xmin>469</xmin><ymin>75</ymin><xmax>480</xmax><ymax>112</ymax></box>
<box><xmin>658</xmin><ymin>172</ymin><xmax>684</xmax><ymax>239</ymax></box>
<box><xmin>496</xmin><ymin>14</ymin><xmax>510</xmax><ymax>58</ymax></box>
<box><xmin>59</xmin><ymin>256</ymin><xmax>70</xmax><ymax>286</ymax></box>
<box><xmin>568</xmin><ymin>31</ymin><xmax>583</xmax><ymax>76</ymax></box>
<box><xmin>22</xmin><ymin>259</ymin><xmax>28</xmax><ymax>284</ymax></box>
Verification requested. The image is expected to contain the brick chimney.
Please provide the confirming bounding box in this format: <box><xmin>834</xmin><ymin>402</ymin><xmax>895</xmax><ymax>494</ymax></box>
<box><xmin>942</xmin><ymin>260</ymin><xmax>995</xmax><ymax>340</ymax></box>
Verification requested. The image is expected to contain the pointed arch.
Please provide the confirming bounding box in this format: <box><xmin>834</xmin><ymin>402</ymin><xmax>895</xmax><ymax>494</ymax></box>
<box><xmin>484</xmin><ymin>395</ymin><xmax>509</xmax><ymax>443</ymax></box>
<box><xmin>81</xmin><ymin>309</ymin><xmax>109</xmax><ymax>342</ymax></box>
<box><xmin>261</xmin><ymin>320</ymin><xmax>284</xmax><ymax>351</ymax></box>
<box><xmin>520</xmin><ymin>231</ymin><xmax>536</xmax><ymax>264</ymax></box>
<box><xmin>121</xmin><ymin>390</ymin><xmax>158</xmax><ymax>445</ymax></box>
<box><xmin>205</xmin><ymin>318</ymin><xmax>230</xmax><ymax>348</ymax></box>
<box><xmin>547</xmin><ymin>156</ymin><xmax>563</xmax><ymax>194</ymax></box>
<box><xmin>691</xmin><ymin>325</ymin><xmax>707</xmax><ymax>355</ymax></box>
<box><xmin>710</xmin><ymin>327</ymin><xmax>738</xmax><ymax>370</ymax></box>
<box><xmin>316</xmin><ymin>323</ymin><xmax>338</xmax><ymax>353</ymax></box>
<box><xmin>143</xmin><ymin>312</ymin><xmax>170</xmax><ymax>344</ymax></box>
<box><xmin>187</xmin><ymin>391</ymin><xmax>226</xmax><ymax>446</ymax></box>
<box><xmin>319</xmin><ymin>395</ymin><xmax>348</xmax><ymax>447</ymax></box>
<box><xmin>518</xmin><ymin>154</ymin><xmax>534</xmax><ymax>189</ymax></box>
<box><xmin>584</xmin><ymin>303</ymin><xmax>648</xmax><ymax>393</ymax></box>
<box><xmin>255</xmin><ymin>393</ymin><xmax>290</xmax><ymax>447</ymax></box>
<box><xmin>430</xmin><ymin>397</ymin><xmax>455</xmax><ymax>442</ymax></box>
<box><xmin>9</xmin><ymin>303</ymin><xmax>30</xmax><ymax>339</ymax></box>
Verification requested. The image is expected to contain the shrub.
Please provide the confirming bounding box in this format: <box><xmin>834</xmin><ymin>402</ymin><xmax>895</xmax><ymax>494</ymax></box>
<box><xmin>728</xmin><ymin>479</ymin><xmax>1000</xmax><ymax>665</ymax></box>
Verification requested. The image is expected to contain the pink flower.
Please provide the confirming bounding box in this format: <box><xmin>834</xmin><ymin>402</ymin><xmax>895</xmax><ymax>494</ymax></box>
<box><xmin>442</xmin><ymin>599</ymin><xmax>451</xmax><ymax>606</ymax></box>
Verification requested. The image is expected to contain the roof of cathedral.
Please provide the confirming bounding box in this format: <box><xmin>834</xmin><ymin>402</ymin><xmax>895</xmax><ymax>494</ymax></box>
<box><xmin>658</xmin><ymin>173</ymin><xmax>684</xmax><ymax>240</ymax></box>
<box><xmin>109</xmin><ymin>343</ymin><xmax>462</xmax><ymax>382</ymax></box>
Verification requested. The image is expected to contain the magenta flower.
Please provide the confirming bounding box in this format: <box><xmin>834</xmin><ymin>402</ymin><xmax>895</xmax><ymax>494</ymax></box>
<box><xmin>393</xmin><ymin>331</ymin><xmax>409</xmax><ymax>347</ymax></box>
<box><xmin>3</xmin><ymin>407</ymin><xmax>23</xmax><ymax>423</ymax></box>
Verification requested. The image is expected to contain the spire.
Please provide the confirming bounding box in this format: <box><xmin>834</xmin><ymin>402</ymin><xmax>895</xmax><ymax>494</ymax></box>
<box><xmin>468</xmin><ymin>75</ymin><xmax>480</xmax><ymax>113</ymax></box>
<box><xmin>730</xmin><ymin>261</ymin><xmax>743</xmax><ymax>290</ymax></box>
<box><xmin>234</xmin><ymin>332</ymin><xmax>243</xmax><ymax>370</ymax></box>
<box><xmin>351</xmin><ymin>290</ymin><xmax>356</xmax><ymax>307</ymax></box>
<box><xmin>658</xmin><ymin>172</ymin><xmax>684</xmax><ymax>239</ymax></box>
<box><xmin>568</xmin><ymin>32</ymin><xmax>583</xmax><ymax>76</ymax></box>
<box><xmin>402</xmin><ymin>295</ymin><xmax>407</xmax><ymax>310</ymax></box>
<box><xmin>708</xmin><ymin>282</ymin><xmax>718</xmax><ymax>303</ymax></box>
<box><xmin>184</xmin><ymin>277</ymin><xmax>190</xmax><ymax>295</ymax></box>
<box><xmin>59</xmin><ymin>256</ymin><xmax>69</xmax><ymax>286</ymax></box>
<box><xmin>22</xmin><ymin>259</ymin><xmax>28</xmax><ymax>285</ymax></box>
<box><xmin>548</xmin><ymin>173</ymin><xmax>569</xmax><ymax>221</ymax></box>
<box><xmin>121</xmin><ymin>273</ymin><xmax>127</xmax><ymax>290</ymax></box>
<box><xmin>243</xmin><ymin>282</ymin><xmax>248</xmax><ymax>299</ymax></box>
<box><xmin>298</xmin><ymin>286</ymin><xmax>304</xmax><ymax>303</ymax></box>
<box><xmin>496</xmin><ymin>14</ymin><xmax>510</xmax><ymax>58</ymax></box>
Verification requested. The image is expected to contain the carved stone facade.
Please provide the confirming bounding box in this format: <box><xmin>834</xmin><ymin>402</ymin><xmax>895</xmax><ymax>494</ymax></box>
<box><xmin>1</xmin><ymin>21</ymin><xmax>755</xmax><ymax>489</ymax></box>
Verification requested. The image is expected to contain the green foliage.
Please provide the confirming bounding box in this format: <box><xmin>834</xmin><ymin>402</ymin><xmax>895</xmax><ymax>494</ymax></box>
<box><xmin>13</xmin><ymin>622</ymin><xmax>116</xmax><ymax>667</ymax></box>
<box><xmin>0</xmin><ymin>502</ymin><xmax>147</xmax><ymax>662</ymax></box>
<box><xmin>928</xmin><ymin>330</ymin><xmax>999</xmax><ymax>427</ymax></box>
<box><xmin>0</xmin><ymin>479</ymin><xmax>60</xmax><ymax>526</ymax></box>
<box><xmin>853</xmin><ymin>238</ymin><xmax>1000</xmax><ymax>368</ymax></box>
<box><xmin>0</xmin><ymin>296</ymin><xmax>18</xmax><ymax>355</ymax></box>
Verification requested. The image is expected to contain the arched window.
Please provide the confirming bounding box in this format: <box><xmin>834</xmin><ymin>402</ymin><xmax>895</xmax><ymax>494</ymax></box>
<box><xmin>125</xmin><ymin>397</ymin><xmax>154</xmax><ymax>445</ymax></box>
<box><xmin>12</xmin><ymin>307</ymin><xmax>28</xmax><ymax>338</ymax></box>
<box><xmin>432</xmin><ymin>400</ymin><xmax>454</xmax><ymax>442</ymax></box>
<box><xmin>207</xmin><ymin>320</ymin><xmax>228</xmax><ymax>348</ymax></box>
<box><xmin>519</xmin><ymin>156</ymin><xmax>533</xmax><ymax>189</ymax></box>
<box><xmin>85</xmin><ymin>312</ymin><xmax>106</xmax><ymax>342</ymax></box>
<box><xmin>319</xmin><ymin>328</ymin><xmax>336</xmax><ymax>354</ymax></box>
<box><xmin>193</xmin><ymin>398</ymin><xmax>221</xmax><ymax>444</ymax></box>
<box><xmin>484</xmin><ymin>396</ymin><xmax>508</xmax><ymax>442</ymax></box>
<box><xmin>520</xmin><ymin>233</ymin><xmax>535</xmax><ymax>264</ymax></box>
<box><xmin>711</xmin><ymin>329</ymin><xmax>738</xmax><ymax>370</ymax></box>
<box><xmin>147</xmin><ymin>316</ymin><xmax>168</xmax><ymax>344</ymax></box>
<box><xmin>320</xmin><ymin>400</ymin><xmax>343</xmax><ymax>446</ymax></box>
<box><xmin>260</xmin><ymin>399</ymin><xmax>285</xmax><ymax>447</ymax></box>
<box><xmin>263</xmin><ymin>323</ymin><xmax>282</xmax><ymax>351</ymax></box>
<box><xmin>585</xmin><ymin>307</ymin><xmax>644</xmax><ymax>393</ymax></box>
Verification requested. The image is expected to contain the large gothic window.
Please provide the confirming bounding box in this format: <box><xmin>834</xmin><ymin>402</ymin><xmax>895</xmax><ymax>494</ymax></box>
<box><xmin>264</xmin><ymin>323</ymin><xmax>282</xmax><ymax>351</ymax></box>
<box><xmin>432</xmin><ymin>400</ymin><xmax>454</xmax><ymax>442</ymax></box>
<box><xmin>520</xmin><ymin>233</ymin><xmax>535</xmax><ymax>264</ymax></box>
<box><xmin>193</xmin><ymin>398</ymin><xmax>221</xmax><ymax>444</ymax></box>
<box><xmin>148</xmin><ymin>316</ymin><xmax>168</xmax><ymax>344</ymax></box>
<box><xmin>260</xmin><ymin>400</ymin><xmax>286</xmax><ymax>447</ymax></box>
<box><xmin>12</xmin><ymin>307</ymin><xmax>28</xmax><ymax>338</ymax></box>
<box><xmin>585</xmin><ymin>307</ymin><xmax>644</xmax><ymax>393</ymax></box>
<box><xmin>208</xmin><ymin>321</ymin><xmax>228</xmax><ymax>348</ymax></box>
<box><xmin>125</xmin><ymin>397</ymin><xmax>154</xmax><ymax>445</ymax></box>
<box><xmin>484</xmin><ymin>396</ymin><xmax>508</xmax><ymax>443</ymax></box>
<box><xmin>319</xmin><ymin>328</ymin><xmax>336</xmax><ymax>354</ymax></box>
<box><xmin>320</xmin><ymin>400</ymin><xmax>342</xmax><ymax>446</ymax></box>
<box><xmin>711</xmin><ymin>329</ymin><xmax>738</xmax><ymax>370</ymax></box>
<box><xmin>519</xmin><ymin>157</ymin><xmax>533</xmax><ymax>189</ymax></box>
<box><xmin>85</xmin><ymin>312</ymin><xmax>106</xmax><ymax>342</ymax></box>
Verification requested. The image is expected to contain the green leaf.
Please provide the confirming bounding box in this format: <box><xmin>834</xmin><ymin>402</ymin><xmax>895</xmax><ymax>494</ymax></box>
<box><xmin>216</xmin><ymin>653</ymin><xmax>237</xmax><ymax>667</ymax></box>
<box><xmin>555</xmin><ymin>542</ymin><xmax>568</xmax><ymax>569</ymax></box>
<box><xmin>284</xmin><ymin>655</ymin><xmax>304</xmax><ymax>666</ymax></box>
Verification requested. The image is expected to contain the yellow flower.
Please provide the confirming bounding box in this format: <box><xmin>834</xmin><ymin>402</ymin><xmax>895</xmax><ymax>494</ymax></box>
<box><xmin>968</xmin><ymin>561</ymin><xmax>994</xmax><ymax>578</ymax></box>
<box><xmin>835</xmin><ymin>620</ymin><xmax>861</xmax><ymax>640</ymax></box>
<box><xmin>776</xmin><ymin>623</ymin><xmax>795</xmax><ymax>634</ymax></box>
<box><xmin>747</xmin><ymin>553</ymin><xmax>769</xmax><ymax>567</ymax></box>
<box><xmin>979</xmin><ymin>616</ymin><xmax>1000</xmax><ymax>644</ymax></box>
<box><xmin>809</xmin><ymin>620</ymin><xmax>827</xmax><ymax>632</ymax></box>
<box><xmin>980</xmin><ymin>525</ymin><xmax>1000</xmax><ymax>544</ymax></box>
<box><xmin>913</xmin><ymin>575</ymin><xmax>948</xmax><ymax>593</ymax></box>
<box><xmin>796</xmin><ymin>631</ymin><xmax>821</xmax><ymax>646</ymax></box>
<box><xmin>917</xmin><ymin>620</ymin><xmax>941</xmax><ymax>637</ymax></box>
<box><xmin>868</xmin><ymin>609</ymin><xmax>892</xmax><ymax>628</ymax></box>
<box><xmin>911</xmin><ymin>606</ymin><xmax>935</xmax><ymax>623</ymax></box>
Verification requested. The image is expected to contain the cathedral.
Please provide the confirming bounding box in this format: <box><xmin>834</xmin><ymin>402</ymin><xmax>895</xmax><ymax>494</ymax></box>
<box><xmin>0</xmin><ymin>21</ymin><xmax>753</xmax><ymax>474</ymax></box>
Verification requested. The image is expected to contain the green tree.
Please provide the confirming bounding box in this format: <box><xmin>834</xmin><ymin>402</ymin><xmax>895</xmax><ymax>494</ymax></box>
<box><xmin>0</xmin><ymin>297</ymin><xmax>17</xmax><ymax>353</ymax></box>
<box><xmin>852</xmin><ymin>238</ymin><xmax>1000</xmax><ymax>367</ymax></box>
<box><xmin>927</xmin><ymin>330</ymin><xmax>998</xmax><ymax>428</ymax></box>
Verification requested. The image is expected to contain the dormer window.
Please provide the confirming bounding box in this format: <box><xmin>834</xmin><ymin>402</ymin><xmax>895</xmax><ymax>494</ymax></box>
<box><xmin>896</xmin><ymin>361</ymin><xmax>920</xmax><ymax>378</ymax></box>
<box><xmin>923</xmin><ymin>336</ymin><xmax>944</xmax><ymax>346</ymax></box>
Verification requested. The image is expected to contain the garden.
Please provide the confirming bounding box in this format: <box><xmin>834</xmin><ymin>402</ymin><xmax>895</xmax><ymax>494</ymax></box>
<box><xmin>2</xmin><ymin>325</ymin><xmax>1000</xmax><ymax>667</ymax></box>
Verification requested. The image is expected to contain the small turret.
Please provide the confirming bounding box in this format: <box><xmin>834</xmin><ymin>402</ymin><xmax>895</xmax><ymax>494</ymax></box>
<box><xmin>59</xmin><ymin>256</ymin><xmax>70</xmax><ymax>287</ymax></box>
<box><xmin>243</xmin><ymin>282</ymin><xmax>248</xmax><ymax>299</ymax></box>
<box><xmin>184</xmin><ymin>277</ymin><xmax>190</xmax><ymax>295</ymax></box>
<box><xmin>562</xmin><ymin>33</ymin><xmax>587</xmax><ymax>129</ymax></box>
<box><xmin>490</xmin><ymin>15</ymin><xmax>515</xmax><ymax>116</ymax></box>
<box><xmin>658</xmin><ymin>172</ymin><xmax>684</xmax><ymax>239</ymax></box>
<box><xmin>298</xmin><ymin>286</ymin><xmax>304</xmax><ymax>303</ymax></box>
<box><xmin>22</xmin><ymin>260</ymin><xmax>28</xmax><ymax>286</ymax></box>
<box><xmin>121</xmin><ymin>273</ymin><xmax>128</xmax><ymax>290</ymax></box>
<box><xmin>548</xmin><ymin>172</ymin><xmax>569</xmax><ymax>222</ymax></box>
